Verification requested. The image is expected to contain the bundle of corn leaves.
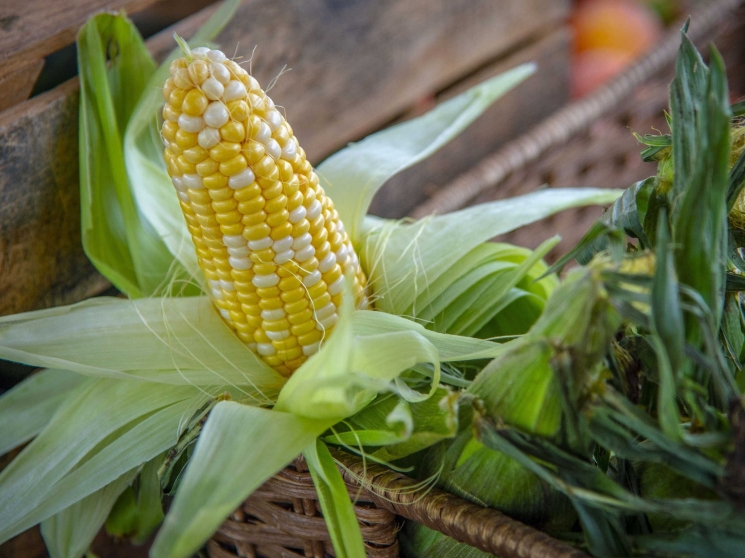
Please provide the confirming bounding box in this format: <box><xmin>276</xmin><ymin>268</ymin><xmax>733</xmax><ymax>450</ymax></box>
<box><xmin>0</xmin><ymin>3</ymin><xmax>620</xmax><ymax>558</ymax></box>
<box><xmin>399</xmin><ymin>23</ymin><xmax>745</xmax><ymax>558</ymax></box>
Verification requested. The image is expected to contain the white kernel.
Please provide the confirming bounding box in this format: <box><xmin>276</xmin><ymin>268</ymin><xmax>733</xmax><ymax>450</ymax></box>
<box><xmin>248</xmin><ymin>237</ymin><xmax>273</xmax><ymax>251</ymax></box>
<box><xmin>303</xmin><ymin>270</ymin><xmax>322</xmax><ymax>287</ymax></box>
<box><xmin>267</xmin><ymin>96</ymin><xmax>275</xmax><ymax>109</ymax></box>
<box><xmin>220</xmin><ymin>280</ymin><xmax>236</xmax><ymax>291</ymax></box>
<box><xmin>203</xmin><ymin>102</ymin><xmax>229</xmax><ymax>128</ymax></box>
<box><xmin>211</xmin><ymin>62</ymin><xmax>231</xmax><ymax>85</ymax></box>
<box><xmin>255</xmin><ymin>122</ymin><xmax>271</xmax><ymax>144</ymax></box>
<box><xmin>192</xmin><ymin>47</ymin><xmax>210</xmax><ymax>58</ymax></box>
<box><xmin>261</xmin><ymin>308</ymin><xmax>286</xmax><ymax>321</ymax></box>
<box><xmin>272</xmin><ymin>236</ymin><xmax>294</xmax><ymax>253</ymax></box>
<box><xmin>172</xmin><ymin>176</ymin><xmax>185</xmax><ymax>191</ymax></box>
<box><xmin>292</xmin><ymin>233</ymin><xmax>312</xmax><ymax>250</ymax></box>
<box><xmin>317</xmin><ymin>313</ymin><xmax>339</xmax><ymax>330</ymax></box>
<box><xmin>288</xmin><ymin>205</ymin><xmax>306</xmax><ymax>224</ymax></box>
<box><xmin>182</xmin><ymin>174</ymin><xmax>204</xmax><ymax>189</ymax></box>
<box><xmin>178</xmin><ymin>114</ymin><xmax>204</xmax><ymax>133</ymax></box>
<box><xmin>314</xmin><ymin>303</ymin><xmax>336</xmax><ymax>320</ymax></box>
<box><xmin>350</xmin><ymin>251</ymin><xmax>359</xmax><ymax>267</ymax></box>
<box><xmin>227</xmin><ymin>246</ymin><xmax>250</xmax><ymax>258</ymax></box>
<box><xmin>295</xmin><ymin>244</ymin><xmax>315</xmax><ymax>263</ymax></box>
<box><xmin>223</xmin><ymin>235</ymin><xmax>246</xmax><ymax>248</ymax></box>
<box><xmin>201</xmin><ymin>77</ymin><xmax>224</xmax><ymax>101</ymax></box>
<box><xmin>228</xmin><ymin>168</ymin><xmax>255</xmax><ymax>189</ymax></box>
<box><xmin>229</xmin><ymin>256</ymin><xmax>252</xmax><ymax>270</ymax></box>
<box><xmin>265</xmin><ymin>138</ymin><xmax>281</xmax><ymax>160</ymax></box>
<box><xmin>336</xmin><ymin>245</ymin><xmax>348</xmax><ymax>265</ymax></box>
<box><xmin>219</xmin><ymin>309</ymin><xmax>231</xmax><ymax>321</ymax></box>
<box><xmin>344</xmin><ymin>263</ymin><xmax>356</xmax><ymax>276</ymax></box>
<box><xmin>209</xmin><ymin>279</ymin><xmax>222</xmax><ymax>289</ymax></box>
<box><xmin>257</xmin><ymin>343</ymin><xmax>276</xmax><ymax>356</ymax></box>
<box><xmin>274</xmin><ymin>249</ymin><xmax>295</xmax><ymax>264</ymax></box>
<box><xmin>302</xmin><ymin>341</ymin><xmax>321</xmax><ymax>356</ymax></box>
<box><xmin>266</xmin><ymin>329</ymin><xmax>291</xmax><ymax>341</ymax></box>
<box><xmin>223</xmin><ymin>80</ymin><xmax>247</xmax><ymax>102</ymax></box>
<box><xmin>252</xmin><ymin>273</ymin><xmax>280</xmax><ymax>288</ymax></box>
<box><xmin>337</xmin><ymin>221</ymin><xmax>345</xmax><ymax>234</ymax></box>
<box><xmin>306</xmin><ymin>200</ymin><xmax>322</xmax><ymax>220</ymax></box>
<box><xmin>319</xmin><ymin>253</ymin><xmax>336</xmax><ymax>273</ymax></box>
<box><xmin>328</xmin><ymin>276</ymin><xmax>345</xmax><ymax>296</ymax></box>
<box><xmin>281</xmin><ymin>139</ymin><xmax>297</xmax><ymax>160</ymax></box>
<box><xmin>248</xmin><ymin>343</ymin><xmax>258</xmax><ymax>351</ymax></box>
<box><xmin>211</xmin><ymin>288</ymin><xmax>224</xmax><ymax>300</ymax></box>
<box><xmin>207</xmin><ymin>50</ymin><xmax>227</xmax><ymax>63</ymax></box>
<box><xmin>177</xmin><ymin>191</ymin><xmax>190</xmax><ymax>202</ymax></box>
<box><xmin>265</xmin><ymin>110</ymin><xmax>282</xmax><ymax>131</ymax></box>
<box><xmin>198</xmin><ymin>127</ymin><xmax>221</xmax><ymax>149</ymax></box>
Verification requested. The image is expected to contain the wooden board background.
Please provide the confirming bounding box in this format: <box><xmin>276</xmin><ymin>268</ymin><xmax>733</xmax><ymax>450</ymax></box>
<box><xmin>0</xmin><ymin>0</ymin><xmax>569</xmax><ymax>316</ymax></box>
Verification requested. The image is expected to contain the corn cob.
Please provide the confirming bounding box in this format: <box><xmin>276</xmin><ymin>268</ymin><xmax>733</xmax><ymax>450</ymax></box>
<box><xmin>161</xmin><ymin>46</ymin><xmax>368</xmax><ymax>376</ymax></box>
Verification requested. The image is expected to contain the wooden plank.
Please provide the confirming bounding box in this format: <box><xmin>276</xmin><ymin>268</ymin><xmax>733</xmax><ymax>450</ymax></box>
<box><xmin>369</xmin><ymin>28</ymin><xmax>572</xmax><ymax>218</ymax></box>
<box><xmin>0</xmin><ymin>0</ymin><xmax>568</xmax><ymax>316</ymax></box>
<box><xmin>0</xmin><ymin>56</ymin><xmax>44</xmax><ymax>113</ymax></box>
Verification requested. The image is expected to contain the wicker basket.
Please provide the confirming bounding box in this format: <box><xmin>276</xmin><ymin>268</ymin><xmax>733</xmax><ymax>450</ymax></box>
<box><xmin>209</xmin><ymin>1</ymin><xmax>745</xmax><ymax>557</ymax></box>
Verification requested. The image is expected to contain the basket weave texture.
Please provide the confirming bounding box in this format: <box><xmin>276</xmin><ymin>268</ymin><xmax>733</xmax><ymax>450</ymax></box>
<box><xmin>209</xmin><ymin>1</ymin><xmax>745</xmax><ymax>557</ymax></box>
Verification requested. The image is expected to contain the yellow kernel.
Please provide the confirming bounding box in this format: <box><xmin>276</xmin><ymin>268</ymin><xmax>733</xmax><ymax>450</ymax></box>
<box><xmin>262</xmin><ymin>182</ymin><xmax>284</xmax><ymax>200</ymax></box>
<box><xmin>258</xmin><ymin>297</ymin><xmax>284</xmax><ymax>310</ymax></box>
<box><xmin>188</xmin><ymin>189</ymin><xmax>212</xmax><ymax>205</ymax></box>
<box><xmin>281</xmin><ymin>287</ymin><xmax>306</xmax><ymax>304</ymax></box>
<box><xmin>311</xmin><ymin>228</ymin><xmax>328</xmax><ymax>247</ymax></box>
<box><xmin>168</xmin><ymin>88</ymin><xmax>187</xmax><ymax>109</ymax></box>
<box><xmin>196</xmin><ymin>247</ymin><xmax>211</xmax><ymax>260</ymax></box>
<box><xmin>212</xmin><ymin>198</ymin><xmax>238</xmax><ymax>213</ymax></box>
<box><xmin>257</xmin><ymin>177</ymin><xmax>281</xmax><ymax>192</ymax></box>
<box><xmin>229</xmin><ymin>310</ymin><xmax>247</xmax><ymax>323</ymax></box>
<box><xmin>313</xmin><ymin>292</ymin><xmax>332</xmax><ymax>309</ymax></box>
<box><xmin>285</xmin><ymin>298</ymin><xmax>309</xmax><ymax>314</ymax></box>
<box><xmin>250</xmin><ymin>248</ymin><xmax>275</xmax><ymax>263</ymax></box>
<box><xmin>219</xmin><ymin>155</ymin><xmax>248</xmax><ymax>177</ymax></box>
<box><xmin>182</xmin><ymin>89</ymin><xmax>208</xmax><ymax>116</ymax></box>
<box><xmin>188</xmin><ymin>60</ymin><xmax>210</xmax><ymax>85</ymax></box>
<box><xmin>287</xmin><ymin>191</ymin><xmax>304</xmax><ymax>210</ymax></box>
<box><xmin>220</xmin><ymin>121</ymin><xmax>245</xmax><ymax>143</ymax></box>
<box><xmin>271</xmin><ymin>222</ymin><xmax>293</xmax><ymax>240</ymax></box>
<box><xmin>254</xmin><ymin>262</ymin><xmax>277</xmax><ymax>276</ymax></box>
<box><xmin>213</xmin><ymin>258</ymin><xmax>231</xmax><ymax>272</ymax></box>
<box><xmin>175</xmin><ymin>128</ymin><xmax>198</xmax><ymax>149</ymax></box>
<box><xmin>253</xmin><ymin>155</ymin><xmax>276</xmax><ymax>178</ymax></box>
<box><xmin>256</xmin><ymin>286</ymin><xmax>280</xmax><ymax>299</ymax></box>
<box><xmin>289</xmin><ymin>308</ymin><xmax>313</xmax><ymax>325</ymax></box>
<box><xmin>277</xmin><ymin>347</ymin><xmax>303</xmax><ymax>361</ymax></box>
<box><xmin>176</xmin><ymin>155</ymin><xmax>197</xmax><ymax>174</ymax></box>
<box><xmin>265</xmin><ymin>195</ymin><xmax>287</xmax><ymax>214</ymax></box>
<box><xmin>266</xmin><ymin>210</ymin><xmax>289</xmax><ymax>227</ymax></box>
<box><xmin>233</xmin><ymin>183</ymin><xmax>262</xmax><ymax>202</ymax></box>
<box><xmin>322</xmin><ymin>265</ymin><xmax>343</xmax><ymax>285</ymax></box>
<box><xmin>307</xmin><ymin>281</ymin><xmax>327</xmax><ymax>300</ymax></box>
<box><xmin>238</xmin><ymin>196</ymin><xmax>265</xmax><ymax>214</ymax></box>
<box><xmin>286</xmin><ymin>357</ymin><xmax>306</xmax><ymax>370</ymax></box>
<box><xmin>173</xmin><ymin>68</ymin><xmax>193</xmax><ymax>90</ymax></box>
<box><xmin>203</xmin><ymin>173</ymin><xmax>229</xmax><ymax>190</ymax></box>
<box><xmin>183</xmin><ymin>145</ymin><xmax>208</xmax><ymax>164</ymax></box>
<box><xmin>247</xmin><ymin>114</ymin><xmax>262</xmax><ymax>137</ymax></box>
<box><xmin>220</xmin><ymin>223</ymin><xmax>244</xmax><ymax>236</ymax></box>
<box><xmin>273</xmin><ymin>337</ymin><xmax>298</xmax><ymax>351</ymax></box>
<box><xmin>233</xmin><ymin>270</ymin><xmax>255</xmax><ymax>284</ymax></box>
<box><xmin>243</xmin><ymin>223</ymin><xmax>271</xmax><ymax>241</ymax></box>
<box><xmin>162</xmin><ymin>120</ymin><xmax>179</xmax><ymax>142</ymax></box>
<box><xmin>284</xmin><ymin>176</ymin><xmax>300</xmax><ymax>197</ymax></box>
<box><xmin>242</xmin><ymin>211</ymin><xmax>267</xmax><ymax>226</ymax></box>
<box><xmin>279</xmin><ymin>276</ymin><xmax>302</xmax><ymax>292</ymax></box>
<box><xmin>292</xmin><ymin>220</ymin><xmax>311</xmax><ymax>237</ymax></box>
<box><xmin>276</xmin><ymin>160</ymin><xmax>293</xmax><ymax>182</ymax></box>
<box><xmin>263</xmin><ymin>355</ymin><xmax>282</xmax><ymax>367</ymax></box>
<box><xmin>264</xmin><ymin>318</ymin><xmax>290</xmax><ymax>332</ymax></box>
<box><xmin>254</xmin><ymin>329</ymin><xmax>270</xmax><ymax>344</ymax></box>
<box><xmin>243</xmin><ymin>142</ymin><xmax>266</xmax><ymax>165</ymax></box>
<box><xmin>298</xmin><ymin>329</ymin><xmax>323</xmax><ymax>345</ymax></box>
<box><xmin>258</xmin><ymin>164</ymin><xmax>280</xmax><ymax>182</ymax></box>
<box><xmin>248</xmin><ymin>93</ymin><xmax>266</xmax><ymax>114</ymax></box>
<box><xmin>227</xmin><ymin>100</ymin><xmax>250</xmax><ymax>121</ymax></box>
<box><xmin>163</xmin><ymin>78</ymin><xmax>176</xmax><ymax>101</ymax></box>
<box><xmin>197</xmin><ymin>158</ymin><xmax>220</xmax><ymax>177</ymax></box>
<box><xmin>210</xmin><ymin>142</ymin><xmax>241</xmax><ymax>162</ymax></box>
<box><xmin>273</xmin><ymin>125</ymin><xmax>290</xmax><ymax>146</ymax></box>
<box><xmin>215</xmin><ymin>210</ymin><xmax>242</xmax><ymax>225</ymax></box>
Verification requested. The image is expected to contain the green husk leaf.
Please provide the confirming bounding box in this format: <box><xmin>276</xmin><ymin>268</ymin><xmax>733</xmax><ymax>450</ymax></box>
<box><xmin>0</xmin><ymin>369</ymin><xmax>84</xmax><ymax>455</ymax></box>
<box><xmin>304</xmin><ymin>440</ymin><xmax>365</xmax><ymax>558</ymax></box>
<box><xmin>77</xmin><ymin>12</ymin><xmax>174</xmax><ymax>298</ymax></box>
<box><xmin>0</xmin><ymin>380</ymin><xmax>198</xmax><ymax>543</ymax></box>
<box><xmin>151</xmin><ymin>401</ymin><xmax>333</xmax><ymax>558</ymax></box>
<box><xmin>362</xmin><ymin>188</ymin><xmax>622</xmax><ymax>316</ymax></box>
<box><xmin>41</xmin><ymin>471</ymin><xmax>136</xmax><ymax>558</ymax></box>
<box><xmin>0</xmin><ymin>296</ymin><xmax>283</xmax><ymax>399</ymax></box>
<box><xmin>318</xmin><ymin>64</ymin><xmax>536</xmax><ymax>242</ymax></box>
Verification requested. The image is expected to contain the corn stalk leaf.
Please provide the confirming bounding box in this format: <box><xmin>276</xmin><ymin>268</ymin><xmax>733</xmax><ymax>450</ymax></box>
<box><xmin>151</xmin><ymin>401</ymin><xmax>334</xmax><ymax>558</ymax></box>
<box><xmin>304</xmin><ymin>440</ymin><xmax>366</xmax><ymax>558</ymax></box>
<box><xmin>40</xmin><ymin>470</ymin><xmax>136</xmax><ymax>558</ymax></box>
<box><xmin>0</xmin><ymin>369</ymin><xmax>84</xmax><ymax>455</ymax></box>
<box><xmin>318</xmin><ymin>64</ymin><xmax>536</xmax><ymax>242</ymax></box>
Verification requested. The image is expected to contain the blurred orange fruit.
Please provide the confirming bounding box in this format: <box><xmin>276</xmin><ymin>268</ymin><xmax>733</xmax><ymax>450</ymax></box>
<box><xmin>571</xmin><ymin>49</ymin><xmax>635</xmax><ymax>97</ymax></box>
